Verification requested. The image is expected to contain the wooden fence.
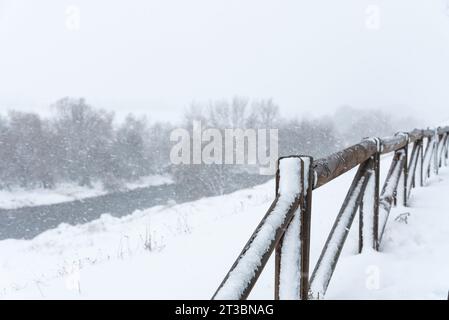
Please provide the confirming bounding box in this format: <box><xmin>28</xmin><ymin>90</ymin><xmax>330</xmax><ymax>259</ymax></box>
<box><xmin>212</xmin><ymin>126</ymin><xmax>449</xmax><ymax>300</ymax></box>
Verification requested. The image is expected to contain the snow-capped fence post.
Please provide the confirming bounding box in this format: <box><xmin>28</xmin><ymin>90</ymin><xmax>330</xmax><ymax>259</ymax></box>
<box><xmin>274</xmin><ymin>156</ymin><xmax>313</xmax><ymax>300</ymax></box>
<box><xmin>434</xmin><ymin>129</ymin><xmax>440</xmax><ymax>175</ymax></box>
<box><xmin>395</xmin><ymin>132</ymin><xmax>409</xmax><ymax>207</ymax></box>
<box><xmin>403</xmin><ymin>141</ymin><xmax>409</xmax><ymax>206</ymax></box>
<box><xmin>212</xmin><ymin>156</ymin><xmax>313</xmax><ymax>300</ymax></box>
<box><xmin>359</xmin><ymin>138</ymin><xmax>381</xmax><ymax>253</ymax></box>
<box><xmin>406</xmin><ymin>139</ymin><xmax>421</xmax><ymax>200</ymax></box>
<box><xmin>441</xmin><ymin>130</ymin><xmax>447</xmax><ymax>166</ymax></box>
<box><xmin>443</xmin><ymin>132</ymin><xmax>448</xmax><ymax>166</ymax></box>
<box><xmin>423</xmin><ymin>134</ymin><xmax>435</xmax><ymax>181</ymax></box>
<box><xmin>309</xmin><ymin>158</ymin><xmax>373</xmax><ymax>299</ymax></box>
<box><xmin>378</xmin><ymin>149</ymin><xmax>407</xmax><ymax>243</ymax></box>
<box><xmin>438</xmin><ymin>131</ymin><xmax>447</xmax><ymax>168</ymax></box>
<box><xmin>419</xmin><ymin>135</ymin><xmax>424</xmax><ymax>187</ymax></box>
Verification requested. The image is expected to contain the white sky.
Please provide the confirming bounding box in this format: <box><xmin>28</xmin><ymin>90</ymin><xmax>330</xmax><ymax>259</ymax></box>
<box><xmin>1</xmin><ymin>0</ymin><xmax>449</xmax><ymax>124</ymax></box>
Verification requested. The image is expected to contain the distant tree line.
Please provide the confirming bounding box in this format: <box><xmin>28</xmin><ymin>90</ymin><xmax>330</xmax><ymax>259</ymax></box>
<box><xmin>0</xmin><ymin>98</ymin><xmax>172</xmax><ymax>191</ymax></box>
<box><xmin>0</xmin><ymin>97</ymin><xmax>416</xmax><ymax>194</ymax></box>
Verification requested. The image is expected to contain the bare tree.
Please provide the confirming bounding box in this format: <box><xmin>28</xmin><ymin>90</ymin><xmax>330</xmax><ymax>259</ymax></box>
<box><xmin>52</xmin><ymin>97</ymin><xmax>114</xmax><ymax>187</ymax></box>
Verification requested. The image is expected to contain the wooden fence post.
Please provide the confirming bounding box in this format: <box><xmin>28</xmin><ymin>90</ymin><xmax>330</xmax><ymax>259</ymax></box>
<box><xmin>359</xmin><ymin>139</ymin><xmax>381</xmax><ymax>253</ymax></box>
<box><xmin>275</xmin><ymin>156</ymin><xmax>314</xmax><ymax>300</ymax></box>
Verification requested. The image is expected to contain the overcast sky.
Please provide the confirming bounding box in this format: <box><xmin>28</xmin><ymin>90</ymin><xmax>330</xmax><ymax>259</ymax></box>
<box><xmin>1</xmin><ymin>0</ymin><xmax>449</xmax><ymax>124</ymax></box>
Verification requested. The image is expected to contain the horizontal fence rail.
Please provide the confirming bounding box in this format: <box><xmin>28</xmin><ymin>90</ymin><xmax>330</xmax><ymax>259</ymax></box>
<box><xmin>212</xmin><ymin>126</ymin><xmax>449</xmax><ymax>300</ymax></box>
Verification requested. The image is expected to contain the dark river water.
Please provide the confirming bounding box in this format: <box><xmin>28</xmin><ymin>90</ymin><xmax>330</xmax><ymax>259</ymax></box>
<box><xmin>0</xmin><ymin>174</ymin><xmax>270</xmax><ymax>240</ymax></box>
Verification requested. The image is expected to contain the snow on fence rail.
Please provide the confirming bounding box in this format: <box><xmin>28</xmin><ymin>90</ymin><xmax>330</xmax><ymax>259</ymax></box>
<box><xmin>212</xmin><ymin>126</ymin><xmax>449</xmax><ymax>300</ymax></box>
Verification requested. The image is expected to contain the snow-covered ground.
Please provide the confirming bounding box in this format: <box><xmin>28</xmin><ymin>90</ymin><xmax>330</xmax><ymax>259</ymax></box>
<box><xmin>1</xmin><ymin>162</ymin><xmax>448</xmax><ymax>299</ymax></box>
<box><xmin>0</xmin><ymin>175</ymin><xmax>173</xmax><ymax>209</ymax></box>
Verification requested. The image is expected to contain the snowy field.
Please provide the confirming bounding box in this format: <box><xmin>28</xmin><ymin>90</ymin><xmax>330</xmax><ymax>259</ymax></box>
<box><xmin>1</xmin><ymin>162</ymin><xmax>448</xmax><ymax>299</ymax></box>
<box><xmin>0</xmin><ymin>175</ymin><xmax>173</xmax><ymax>209</ymax></box>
